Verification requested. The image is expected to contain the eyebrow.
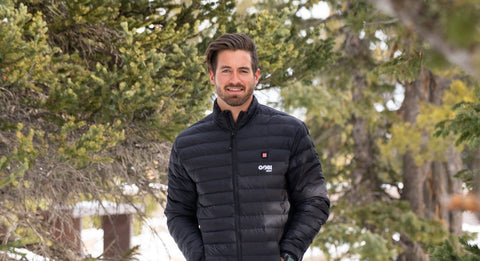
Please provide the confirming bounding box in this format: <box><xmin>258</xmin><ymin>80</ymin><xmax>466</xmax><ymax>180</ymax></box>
<box><xmin>219</xmin><ymin>65</ymin><xmax>251</xmax><ymax>71</ymax></box>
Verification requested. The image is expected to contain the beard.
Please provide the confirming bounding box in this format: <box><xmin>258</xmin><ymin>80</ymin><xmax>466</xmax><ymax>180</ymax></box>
<box><xmin>217</xmin><ymin>84</ymin><xmax>254</xmax><ymax>107</ymax></box>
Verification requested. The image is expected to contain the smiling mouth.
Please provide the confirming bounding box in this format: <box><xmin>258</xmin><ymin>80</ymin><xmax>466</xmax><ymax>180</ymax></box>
<box><xmin>226</xmin><ymin>85</ymin><xmax>245</xmax><ymax>92</ymax></box>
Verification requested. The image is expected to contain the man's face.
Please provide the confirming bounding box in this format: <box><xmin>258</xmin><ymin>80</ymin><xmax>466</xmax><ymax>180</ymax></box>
<box><xmin>209</xmin><ymin>50</ymin><xmax>260</xmax><ymax>109</ymax></box>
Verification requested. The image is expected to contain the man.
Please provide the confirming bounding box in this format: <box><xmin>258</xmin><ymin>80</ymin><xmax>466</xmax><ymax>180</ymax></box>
<box><xmin>164</xmin><ymin>33</ymin><xmax>330</xmax><ymax>261</ymax></box>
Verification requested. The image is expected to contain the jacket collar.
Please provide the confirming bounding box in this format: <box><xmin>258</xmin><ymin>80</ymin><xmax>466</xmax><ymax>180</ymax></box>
<box><xmin>213</xmin><ymin>96</ymin><xmax>259</xmax><ymax>130</ymax></box>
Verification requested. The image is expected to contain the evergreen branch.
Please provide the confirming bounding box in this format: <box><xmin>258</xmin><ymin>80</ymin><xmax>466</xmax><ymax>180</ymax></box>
<box><xmin>363</xmin><ymin>18</ymin><xmax>398</xmax><ymax>26</ymax></box>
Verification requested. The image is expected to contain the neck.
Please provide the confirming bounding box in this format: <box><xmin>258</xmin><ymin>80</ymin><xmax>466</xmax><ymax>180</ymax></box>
<box><xmin>217</xmin><ymin>97</ymin><xmax>253</xmax><ymax>123</ymax></box>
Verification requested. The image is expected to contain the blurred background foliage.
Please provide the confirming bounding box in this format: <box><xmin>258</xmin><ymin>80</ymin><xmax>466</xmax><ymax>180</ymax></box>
<box><xmin>1</xmin><ymin>0</ymin><xmax>480</xmax><ymax>260</ymax></box>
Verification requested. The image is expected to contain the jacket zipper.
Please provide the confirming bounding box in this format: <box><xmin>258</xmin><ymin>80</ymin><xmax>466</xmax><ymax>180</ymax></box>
<box><xmin>230</xmin><ymin>129</ymin><xmax>242</xmax><ymax>261</ymax></box>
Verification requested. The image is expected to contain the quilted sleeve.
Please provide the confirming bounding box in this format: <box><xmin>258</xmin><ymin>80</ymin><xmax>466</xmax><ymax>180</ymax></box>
<box><xmin>164</xmin><ymin>145</ymin><xmax>205</xmax><ymax>261</ymax></box>
<box><xmin>280</xmin><ymin>122</ymin><xmax>330</xmax><ymax>260</ymax></box>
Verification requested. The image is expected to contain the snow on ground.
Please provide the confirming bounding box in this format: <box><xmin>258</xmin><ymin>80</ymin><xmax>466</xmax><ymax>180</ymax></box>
<box><xmin>463</xmin><ymin>211</ymin><xmax>480</xmax><ymax>245</ymax></box>
<box><xmin>7</xmin><ymin>210</ymin><xmax>478</xmax><ymax>260</ymax></box>
<box><xmin>131</xmin><ymin>216</ymin><xmax>184</xmax><ymax>261</ymax></box>
<box><xmin>80</xmin><ymin>211</ymin><xmax>480</xmax><ymax>261</ymax></box>
<box><xmin>82</xmin><ymin>212</ymin><xmax>185</xmax><ymax>261</ymax></box>
<box><xmin>81</xmin><ymin>209</ymin><xmax>325</xmax><ymax>261</ymax></box>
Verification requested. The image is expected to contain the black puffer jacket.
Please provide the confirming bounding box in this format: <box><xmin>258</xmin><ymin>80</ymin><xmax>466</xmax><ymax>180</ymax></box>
<box><xmin>165</xmin><ymin>97</ymin><xmax>330</xmax><ymax>261</ymax></box>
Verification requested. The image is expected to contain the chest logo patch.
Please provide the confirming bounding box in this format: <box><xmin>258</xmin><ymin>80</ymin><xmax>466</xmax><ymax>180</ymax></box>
<box><xmin>258</xmin><ymin>164</ymin><xmax>273</xmax><ymax>173</ymax></box>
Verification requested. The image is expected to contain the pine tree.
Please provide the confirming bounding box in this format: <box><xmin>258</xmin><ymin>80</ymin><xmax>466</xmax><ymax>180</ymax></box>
<box><xmin>254</xmin><ymin>0</ymin><xmax>479</xmax><ymax>260</ymax></box>
<box><xmin>0</xmin><ymin>0</ymin><xmax>230</xmax><ymax>259</ymax></box>
<box><xmin>2</xmin><ymin>0</ymin><xmax>478</xmax><ymax>260</ymax></box>
<box><xmin>0</xmin><ymin>0</ymin><xmax>336</xmax><ymax>259</ymax></box>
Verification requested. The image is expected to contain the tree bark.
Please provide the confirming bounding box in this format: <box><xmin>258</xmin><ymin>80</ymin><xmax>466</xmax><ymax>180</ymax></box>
<box><xmin>345</xmin><ymin>32</ymin><xmax>382</xmax><ymax>204</ymax></box>
<box><xmin>400</xmin><ymin>68</ymin><xmax>464</xmax><ymax>260</ymax></box>
<box><xmin>400</xmin><ymin>71</ymin><xmax>426</xmax><ymax>216</ymax></box>
<box><xmin>396</xmin><ymin>233</ymin><xmax>429</xmax><ymax>261</ymax></box>
<box><xmin>424</xmin><ymin>75</ymin><xmax>463</xmax><ymax>235</ymax></box>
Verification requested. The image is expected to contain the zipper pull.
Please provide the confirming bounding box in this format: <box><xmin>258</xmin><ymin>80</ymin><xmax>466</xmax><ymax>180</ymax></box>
<box><xmin>228</xmin><ymin>132</ymin><xmax>235</xmax><ymax>151</ymax></box>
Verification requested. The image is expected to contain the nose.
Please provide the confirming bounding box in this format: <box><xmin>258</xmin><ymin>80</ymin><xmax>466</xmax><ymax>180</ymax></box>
<box><xmin>229</xmin><ymin>71</ymin><xmax>242</xmax><ymax>85</ymax></box>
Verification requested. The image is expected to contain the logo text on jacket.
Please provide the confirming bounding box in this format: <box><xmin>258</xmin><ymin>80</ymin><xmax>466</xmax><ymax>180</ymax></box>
<box><xmin>258</xmin><ymin>164</ymin><xmax>273</xmax><ymax>173</ymax></box>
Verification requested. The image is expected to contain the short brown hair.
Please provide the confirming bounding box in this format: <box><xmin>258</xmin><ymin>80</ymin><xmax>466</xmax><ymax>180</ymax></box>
<box><xmin>205</xmin><ymin>33</ymin><xmax>259</xmax><ymax>75</ymax></box>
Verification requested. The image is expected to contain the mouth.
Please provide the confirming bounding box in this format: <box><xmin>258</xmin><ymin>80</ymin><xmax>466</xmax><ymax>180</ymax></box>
<box><xmin>226</xmin><ymin>85</ymin><xmax>245</xmax><ymax>93</ymax></box>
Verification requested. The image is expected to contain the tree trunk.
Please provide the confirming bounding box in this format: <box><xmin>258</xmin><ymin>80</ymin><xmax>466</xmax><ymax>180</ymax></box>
<box><xmin>345</xmin><ymin>33</ymin><xmax>381</xmax><ymax>205</ymax></box>
<box><xmin>350</xmin><ymin>74</ymin><xmax>382</xmax><ymax>204</ymax></box>
<box><xmin>396</xmin><ymin>233</ymin><xmax>429</xmax><ymax>261</ymax></box>
<box><xmin>400</xmin><ymin>68</ymin><xmax>464</xmax><ymax>259</ymax></box>
<box><xmin>424</xmin><ymin>151</ymin><xmax>463</xmax><ymax>234</ymax></box>
<box><xmin>401</xmin><ymin>73</ymin><xmax>426</xmax><ymax>216</ymax></box>
<box><xmin>424</xmin><ymin>74</ymin><xmax>463</xmax><ymax>235</ymax></box>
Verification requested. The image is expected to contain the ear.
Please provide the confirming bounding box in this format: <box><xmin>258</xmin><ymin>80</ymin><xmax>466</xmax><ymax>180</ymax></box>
<box><xmin>254</xmin><ymin>69</ymin><xmax>260</xmax><ymax>85</ymax></box>
<box><xmin>209</xmin><ymin>70</ymin><xmax>215</xmax><ymax>85</ymax></box>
